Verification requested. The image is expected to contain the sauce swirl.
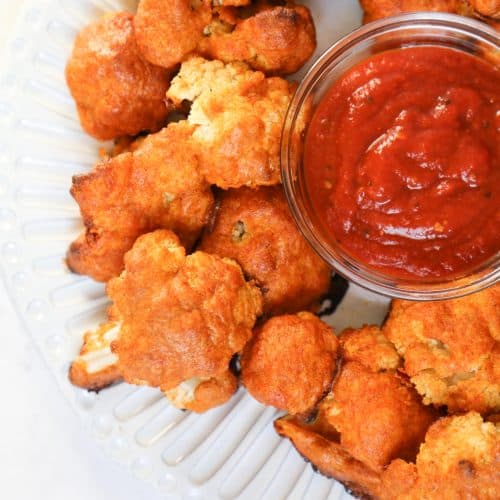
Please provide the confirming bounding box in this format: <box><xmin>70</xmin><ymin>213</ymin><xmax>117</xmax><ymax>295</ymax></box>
<box><xmin>304</xmin><ymin>46</ymin><xmax>500</xmax><ymax>279</ymax></box>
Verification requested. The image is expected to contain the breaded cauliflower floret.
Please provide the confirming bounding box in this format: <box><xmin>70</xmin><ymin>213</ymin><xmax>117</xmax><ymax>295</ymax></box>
<box><xmin>340</xmin><ymin>325</ymin><xmax>401</xmax><ymax>372</ymax></box>
<box><xmin>275</xmin><ymin>325</ymin><xmax>436</xmax><ymax>495</ymax></box>
<box><xmin>325</xmin><ymin>362</ymin><xmax>436</xmax><ymax>472</ymax></box>
<box><xmin>66</xmin><ymin>12</ymin><xmax>171</xmax><ymax>140</ymax></box>
<box><xmin>199</xmin><ymin>2</ymin><xmax>316</xmax><ymax>75</ymax></box>
<box><xmin>359</xmin><ymin>0</ymin><xmax>499</xmax><ymax>28</ymax></box>
<box><xmin>275</xmin><ymin>415</ymin><xmax>383</xmax><ymax>499</ymax></box>
<box><xmin>360</xmin><ymin>0</ymin><xmax>461</xmax><ymax>23</ymax></box>
<box><xmin>69</xmin><ymin>320</ymin><xmax>122</xmax><ymax>391</ymax></box>
<box><xmin>166</xmin><ymin>57</ymin><xmax>295</xmax><ymax>188</ymax></box>
<box><xmin>134</xmin><ymin>0</ymin><xmax>316</xmax><ymax>74</ymax></box>
<box><xmin>200</xmin><ymin>186</ymin><xmax>332</xmax><ymax>315</ymax></box>
<box><xmin>134</xmin><ymin>0</ymin><xmax>212</xmax><ymax>69</ymax></box>
<box><xmin>68</xmin><ymin>312</ymin><xmax>238</xmax><ymax>412</ymax></box>
<box><xmin>381</xmin><ymin>412</ymin><xmax>500</xmax><ymax>500</ymax></box>
<box><xmin>109</xmin><ymin>230</ymin><xmax>263</xmax><ymax>408</ymax></box>
<box><xmin>164</xmin><ymin>371</ymin><xmax>238</xmax><ymax>413</ymax></box>
<box><xmin>214</xmin><ymin>0</ymin><xmax>251</xmax><ymax>5</ymax></box>
<box><xmin>332</xmin><ymin>327</ymin><xmax>433</xmax><ymax>472</ymax></box>
<box><xmin>384</xmin><ymin>284</ymin><xmax>500</xmax><ymax>415</ymax></box>
<box><xmin>241</xmin><ymin>313</ymin><xmax>339</xmax><ymax>415</ymax></box>
<box><xmin>67</xmin><ymin>122</ymin><xmax>214</xmax><ymax>282</ymax></box>
<box><xmin>469</xmin><ymin>0</ymin><xmax>500</xmax><ymax>17</ymax></box>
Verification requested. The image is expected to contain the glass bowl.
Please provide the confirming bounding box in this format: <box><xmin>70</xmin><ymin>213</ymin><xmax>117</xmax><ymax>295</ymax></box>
<box><xmin>281</xmin><ymin>13</ymin><xmax>499</xmax><ymax>300</ymax></box>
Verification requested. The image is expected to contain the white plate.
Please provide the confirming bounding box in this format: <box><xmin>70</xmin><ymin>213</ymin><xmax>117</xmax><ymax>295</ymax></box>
<box><xmin>0</xmin><ymin>1</ymin><xmax>390</xmax><ymax>498</ymax></box>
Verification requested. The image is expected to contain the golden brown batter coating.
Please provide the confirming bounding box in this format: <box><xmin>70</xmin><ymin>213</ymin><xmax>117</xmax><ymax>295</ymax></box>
<box><xmin>469</xmin><ymin>0</ymin><xmax>500</xmax><ymax>17</ymax></box>
<box><xmin>164</xmin><ymin>371</ymin><xmax>239</xmax><ymax>412</ymax></box>
<box><xmin>109</xmin><ymin>230</ymin><xmax>263</xmax><ymax>393</ymax></box>
<box><xmin>134</xmin><ymin>0</ymin><xmax>315</xmax><ymax>74</ymax></box>
<box><xmin>340</xmin><ymin>325</ymin><xmax>401</xmax><ymax>372</ymax></box>
<box><xmin>67</xmin><ymin>122</ymin><xmax>214</xmax><ymax>282</ymax></box>
<box><xmin>69</xmin><ymin>320</ymin><xmax>122</xmax><ymax>391</ymax></box>
<box><xmin>275</xmin><ymin>326</ymin><xmax>436</xmax><ymax>495</ymax></box>
<box><xmin>215</xmin><ymin>0</ymin><xmax>251</xmax><ymax>5</ymax></box>
<box><xmin>241</xmin><ymin>313</ymin><xmax>339</xmax><ymax>414</ymax></box>
<box><xmin>384</xmin><ymin>284</ymin><xmax>500</xmax><ymax>415</ymax></box>
<box><xmin>325</xmin><ymin>361</ymin><xmax>436</xmax><ymax>471</ymax></box>
<box><xmin>134</xmin><ymin>0</ymin><xmax>212</xmax><ymax>69</ymax></box>
<box><xmin>199</xmin><ymin>2</ymin><xmax>316</xmax><ymax>75</ymax></box>
<box><xmin>167</xmin><ymin>58</ymin><xmax>295</xmax><ymax>188</ymax></box>
<box><xmin>380</xmin><ymin>412</ymin><xmax>500</xmax><ymax>500</ymax></box>
<box><xmin>66</xmin><ymin>12</ymin><xmax>171</xmax><ymax>140</ymax></box>
<box><xmin>360</xmin><ymin>0</ymin><xmax>464</xmax><ymax>23</ymax></box>
<box><xmin>359</xmin><ymin>0</ymin><xmax>500</xmax><ymax>26</ymax></box>
<box><xmin>200</xmin><ymin>186</ymin><xmax>332</xmax><ymax>314</ymax></box>
<box><xmin>275</xmin><ymin>416</ymin><xmax>382</xmax><ymax>499</ymax></box>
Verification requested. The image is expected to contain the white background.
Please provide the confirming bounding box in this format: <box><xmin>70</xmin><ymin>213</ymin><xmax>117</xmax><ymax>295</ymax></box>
<box><xmin>0</xmin><ymin>2</ymin><xmax>160</xmax><ymax>499</ymax></box>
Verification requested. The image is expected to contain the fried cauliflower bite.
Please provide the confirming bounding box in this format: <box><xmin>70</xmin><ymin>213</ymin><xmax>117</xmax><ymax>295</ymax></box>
<box><xmin>381</xmin><ymin>412</ymin><xmax>500</xmax><ymax>500</ymax></box>
<box><xmin>275</xmin><ymin>326</ymin><xmax>436</xmax><ymax>495</ymax></box>
<box><xmin>384</xmin><ymin>284</ymin><xmax>500</xmax><ymax>415</ymax></box>
<box><xmin>134</xmin><ymin>0</ymin><xmax>212</xmax><ymax>69</ymax></box>
<box><xmin>199</xmin><ymin>2</ymin><xmax>316</xmax><ymax>75</ymax></box>
<box><xmin>215</xmin><ymin>0</ymin><xmax>251</xmax><ymax>5</ymax></box>
<box><xmin>359</xmin><ymin>0</ymin><xmax>464</xmax><ymax>23</ymax></box>
<box><xmin>200</xmin><ymin>186</ymin><xmax>332</xmax><ymax>315</ymax></box>
<box><xmin>134</xmin><ymin>0</ymin><xmax>315</xmax><ymax>74</ymax></box>
<box><xmin>275</xmin><ymin>415</ymin><xmax>383</xmax><ymax>499</ymax></box>
<box><xmin>359</xmin><ymin>0</ymin><xmax>500</xmax><ymax>26</ymax></box>
<box><xmin>469</xmin><ymin>0</ymin><xmax>500</xmax><ymax>17</ymax></box>
<box><xmin>67</xmin><ymin>122</ymin><xmax>214</xmax><ymax>282</ymax></box>
<box><xmin>241</xmin><ymin>313</ymin><xmax>339</xmax><ymax>414</ymax></box>
<box><xmin>69</xmin><ymin>320</ymin><xmax>122</xmax><ymax>391</ymax></box>
<box><xmin>326</xmin><ymin>362</ymin><xmax>436</xmax><ymax>471</ymax></box>
<box><xmin>108</xmin><ymin>230</ymin><xmax>263</xmax><ymax>409</ymax></box>
<box><xmin>167</xmin><ymin>58</ymin><xmax>295</xmax><ymax>188</ymax></box>
<box><xmin>65</xmin><ymin>12</ymin><xmax>171</xmax><ymax>141</ymax></box>
<box><xmin>335</xmin><ymin>327</ymin><xmax>438</xmax><ymax>466</ymax></box>
<box><xmin>164</xmin><ymin>370</ymin><xmax>239</xmax><ymax>413</ymax></box>
<box><xmin>340</xmin><ymin>325</ymin><xmax>401</xmax><ymax>372</ymax></box>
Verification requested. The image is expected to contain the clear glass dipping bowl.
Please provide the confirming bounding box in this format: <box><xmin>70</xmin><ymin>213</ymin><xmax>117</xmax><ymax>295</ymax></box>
<box><xmin>281</xmin><ymin>13</ymin><xmax>499</xmax><ymax>300</ymax></box>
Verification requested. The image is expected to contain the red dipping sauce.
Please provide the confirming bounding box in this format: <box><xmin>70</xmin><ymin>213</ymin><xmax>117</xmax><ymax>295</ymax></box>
<box><xmin>304</xmin><ymin>46</ymin><xmax>500</xmax><ymax>279</ymax></box>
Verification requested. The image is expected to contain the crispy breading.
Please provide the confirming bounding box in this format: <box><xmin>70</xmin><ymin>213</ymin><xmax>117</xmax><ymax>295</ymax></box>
<box><xmin>469</xmin><ymin>0</ymin><xmax>500</xmax><ymax>17</ymax></box>
<box><xmin>380</xmin><ymin>412</ymin><xmax>500</xmax><ymax>500</ymax></box>
<box><xmin>275</xmin><ymin>416</ymin><xmax>382</xmax><ymax>499</ymax></box>
<box><xmin>66</xmin><ymin>12</ymin><xmax>171</xmax><ymax>140</ymax></box>
<box><xmin>340</xmin><ymin>325</ymin><xmax>401</xmax><ymax>372</ymax></box>
<box><xmin>164</xmin><ymin>371</ymin><xmax>238</xmax><ymax>412</ymax></box>
<box><xmin>200</xmin><ymin>186</ymin><xmax>332</xmax><ymax>314</ymax></box>
<box><xmin>359</xmin><ymin>0</ymin><xmax>471</xmax><ymax>23</ymax></box>
<box><xmin>106</xmin><ymin>135</ymin><xmax>147</xmax><ymax>158</ymax></box>
<box><xmin>359</xmin><ymin>0</ymin><xmax>500</xmax><ymax>27</ymax></box>
<box><xmin>167</xmin><ymin>58</ymin><xmax>295</xmax><ymax>188</ymax></box>
<box><xmin>384</xmin><ymin>284</ymin><xmax>500</xmax><ymax>414</ymax></box>
<box><xmin>214</xmin><ymin>0</ymin><xmax>251</xmax><ymax>5</ymax></box>
<box><xmin>241</xmin><ymin>313</ymin><xmax>339</xmax><ymax>414</ymax></box>
<box><xmin>109</xmin><ymin>230</ymin><xmax>263</xmax><ymax>397</ymax></box>
<box><xmin>335</xmin><ymin>327</ymin><xmax>434</xmax><ymax>472</ymax></box>
<box><xmin>134</xmin><ymin>0</ymin><xmax>315</xmax><ymax>74</ymax></box>
<box><xmin>199</xmin><ymin>2</ymin><xmax>316</xmax><ymax>75</ymax></box>
<box><xmin>134</xmin><ymin>0</ymin><xmax>212</xmax><ymax>69</ymax></box>
<box><xmin>274</xmin><ymin>326</ymin><xmax>436</xmax><ymax>495</ymax></box>
<box><xmin>69</xmin><ymin>320</ymin><xmax>122</xmax><ymax>391</ymax></box>
<box><xmin>325</xmin><ymin>362</ymin><xmax>436</xmax><ymax>471</ymax></box>
<box><xmin>67</xmin><ymin>122</ymin><xmax>214</xmax><ymax>282</ymax></box>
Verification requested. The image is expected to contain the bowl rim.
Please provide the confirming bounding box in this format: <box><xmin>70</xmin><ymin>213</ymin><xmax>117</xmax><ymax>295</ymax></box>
<box><xmin>281</xmin><ymin>12</ymin><xmax>500</xmax><ymax>301</ymax></box>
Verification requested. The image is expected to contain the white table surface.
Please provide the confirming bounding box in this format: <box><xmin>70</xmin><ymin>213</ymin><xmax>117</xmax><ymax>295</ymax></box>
<box><xmin>1</xmin><ymin>281</ymin><xmax>163</xmax><ymax>500</ymax></box>
<box><xmin>0</xmin><ymin>3</ymin><xmax>161</xmax><ymax>499</ymax></box>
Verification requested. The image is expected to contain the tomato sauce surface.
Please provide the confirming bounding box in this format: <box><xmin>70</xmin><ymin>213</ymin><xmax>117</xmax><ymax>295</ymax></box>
<box><xmin>304</xmin><ymin>46</ymin><xmax>500</xmax><ymax>279</ymax></box>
